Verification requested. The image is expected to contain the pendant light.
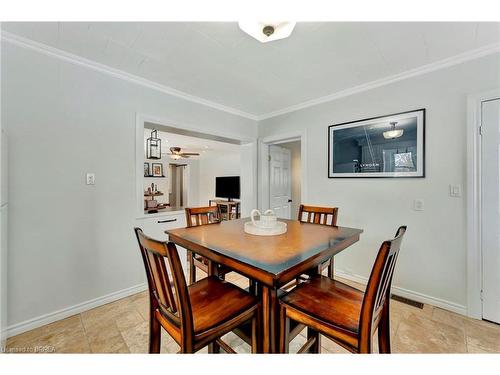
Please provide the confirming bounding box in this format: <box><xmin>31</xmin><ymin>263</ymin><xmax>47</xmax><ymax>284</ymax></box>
<box><xmin>146</xmin><ymin>129</ymin><xmax>162</xmax><ymax>159</ymax></box>
<box><xmin>383</xmin><ymin>122</ymin><xmax>404</xmax><ymax>139</ymax></box>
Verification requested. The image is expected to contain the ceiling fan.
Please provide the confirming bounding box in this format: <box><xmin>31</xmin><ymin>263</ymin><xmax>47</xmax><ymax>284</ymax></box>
<box><xmin>167</xmin><ymin>147</ymin><xmax>200</xmax><ymax>160</ymax></box>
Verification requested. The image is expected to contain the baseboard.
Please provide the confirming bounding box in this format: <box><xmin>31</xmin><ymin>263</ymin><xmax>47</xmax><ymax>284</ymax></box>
<box><xmin>335</xmin><ymin>269</ymin><xmax>467</xmax><ymax>316</ymax></box>
<box><xmin>6</xmin><ymin>283</ymin><xmax>147</xmax><ymax>338</ymax></box>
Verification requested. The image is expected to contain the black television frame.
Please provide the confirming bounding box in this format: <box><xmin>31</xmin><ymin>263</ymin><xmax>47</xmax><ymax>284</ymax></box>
<box><xmin>215</xmin><ymin>176</ymin><xmax>240</xmax><ymax>201</ymax></box>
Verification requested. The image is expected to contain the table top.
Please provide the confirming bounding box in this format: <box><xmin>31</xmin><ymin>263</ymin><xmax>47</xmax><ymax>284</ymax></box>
<box><xmin>167</xmin><ymin>218</ymin><xmax>363</xmax><ymax>283</ymax></box>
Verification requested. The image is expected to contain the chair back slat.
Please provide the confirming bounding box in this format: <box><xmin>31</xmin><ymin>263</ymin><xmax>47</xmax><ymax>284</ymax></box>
<box><xmin>298</xmin><ymin>204</ymin><xmax>339</xmax><ymax>227</ymax></box>
<box><xmin>185</xmin><ymin>206</ymin><xmax>221</xmax><ymax>228</ymax></box>
<box><xmin>134</xmin><ymin>228</ymin><xmax>193</xmax><ymax>336</ymax></box>
<box><xmin>359</xmin><ymin>226</ymin><xmax>406</xmax><ymax>344</ymax></box>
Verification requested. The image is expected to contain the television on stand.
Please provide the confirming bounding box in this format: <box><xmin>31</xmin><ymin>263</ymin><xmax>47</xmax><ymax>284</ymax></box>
<box><xmin>215</xmin><ymin>176</ymin><xmax>240</xmax><ymax>202</ymax></box>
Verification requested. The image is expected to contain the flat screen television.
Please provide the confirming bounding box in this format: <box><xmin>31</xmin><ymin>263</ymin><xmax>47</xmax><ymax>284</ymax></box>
<box><xmin>215</xmin><ymin>176</ymin><xmax>240</xmax><ymax>201</ymax></box>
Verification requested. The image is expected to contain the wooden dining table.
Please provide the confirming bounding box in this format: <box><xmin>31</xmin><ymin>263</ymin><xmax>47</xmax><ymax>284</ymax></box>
<box><xmin>166</xmin><ymin>217</ymin><xmax>363</xmax><ymax>353</ymax></box>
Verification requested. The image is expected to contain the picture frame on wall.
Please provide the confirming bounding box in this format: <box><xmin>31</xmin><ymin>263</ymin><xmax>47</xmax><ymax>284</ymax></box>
<box><xmin>151</xmin><ymin>163</ymin><xmax>163</xmax><ymax>177</ymax></box>
<box><xmin>328</xmin><ymin>109</ymin><xmax>425</xmax><ymax>178</ymax></box>
<box><xmin>144</xmin><ymin>162</ymin><xmax>150</xmax><ymax>177</ymax></box>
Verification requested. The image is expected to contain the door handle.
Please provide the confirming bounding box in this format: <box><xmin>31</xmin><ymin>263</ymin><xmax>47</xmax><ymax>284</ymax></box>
<box><xmin>158</xmin><ymin>218</ymin><xmax>177</xmax><ymax>223</ymax></box>
<box><xmin>288</xmin><ymin>199</ymin><xmax>292</xmax><ymax>203</ymax></box>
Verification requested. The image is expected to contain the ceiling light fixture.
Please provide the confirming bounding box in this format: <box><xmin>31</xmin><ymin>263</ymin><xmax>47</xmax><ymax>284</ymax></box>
<box><xmin>238</xmin><ymin>21</ymin><xmax>296</xmax><ymax>43</ymax></box>
<box><xmin>383</xmin><ymin>122</ymin><xmax>404</xmax><ymax>139</ymax></box>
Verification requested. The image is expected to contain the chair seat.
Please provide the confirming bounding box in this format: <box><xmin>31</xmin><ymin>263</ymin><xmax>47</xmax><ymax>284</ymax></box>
<box><xmin>280</xmin><ymin>275</ymin><xmax>364</xmax><ymax>335</ymax></box>
<box><xmin>189</xmin><ymin>276</ymin><xmax>258</xmax><ymax>334</ymax></box>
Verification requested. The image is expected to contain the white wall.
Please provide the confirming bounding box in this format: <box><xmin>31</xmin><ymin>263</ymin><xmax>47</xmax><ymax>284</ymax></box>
<box><xmin>198</xmin><ymin>149</ymin><xmax>241</xmax><ymax>206</ymax></box>
<box><xmin>279</xmin><ymin>141</ymin><xmax>301</xmax><ymax>219</ymax></box>
<box><xmin>259</xmin><ymin>53</ymin><xmax>500</xmax><ymax>313</ymax></box>
<box><xmin>1</xmin><ymin>41</ymin><xmax>257</xmax><ymax>331</ymax></box>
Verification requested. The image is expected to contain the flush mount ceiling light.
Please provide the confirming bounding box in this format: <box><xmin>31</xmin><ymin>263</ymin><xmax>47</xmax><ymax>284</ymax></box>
<box><xmin>383</xmin><ymin>121</ymin><xmax>404</xmax><ymax>139</ymax></box>
<box><xmin>238</xmin><ymin>21</ymin><xmax>296</xmax><ymax>43</ymax></box>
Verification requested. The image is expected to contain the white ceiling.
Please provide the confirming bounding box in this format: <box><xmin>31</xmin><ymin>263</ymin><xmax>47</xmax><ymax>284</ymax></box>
<box><xmin>3</xmin><ymin>22</ymin><xmax>500</xmax><ymax>117</ymax></box>
<box><xmin>144</xmin><ymin>128</ymin><xmax>241</xmax><ymax>158</ymax></box>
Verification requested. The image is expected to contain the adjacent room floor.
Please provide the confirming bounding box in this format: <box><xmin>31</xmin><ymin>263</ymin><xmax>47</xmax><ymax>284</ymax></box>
<box><xmin>5</xmin><ymin>271</ymin><xmax>500</xmax><ymax>354</ymax></box>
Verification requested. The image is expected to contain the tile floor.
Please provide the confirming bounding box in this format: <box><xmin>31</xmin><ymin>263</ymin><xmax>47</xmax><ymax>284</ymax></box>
<box><xmin>5</xmin><ymin>270</ymin><xmax>500</xmax><ymax>354</ymax></box>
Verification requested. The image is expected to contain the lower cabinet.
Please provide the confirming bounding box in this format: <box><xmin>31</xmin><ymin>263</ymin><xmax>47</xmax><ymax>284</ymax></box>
<box><xmin>136</xmin><ymin>212</ymin><xmax>188</xmax><ymax>275</ymax></box>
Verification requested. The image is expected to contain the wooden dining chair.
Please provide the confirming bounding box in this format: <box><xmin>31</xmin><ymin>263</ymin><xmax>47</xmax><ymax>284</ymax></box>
<box><xmin>185</xmin><ymin>206</ymin><xmax>230</xmax><ymax>284</ymax></box>
<box><xmin>134</xmin><ymin>227</ymin><xmax>260</xmax><ymax>353</ymax></box>
<box><xmin>279</xmin><ymin>226</ymin><xmax>407</xmax><ymax>354</ymax></box>
<box><xmin>298</xmin><ymin>204</ymin><xmax>339</xmax><ymax>279</ymax></box>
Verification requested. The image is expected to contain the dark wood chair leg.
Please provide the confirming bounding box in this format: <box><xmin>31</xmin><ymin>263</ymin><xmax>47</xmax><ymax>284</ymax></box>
<box><xmin>328</xmin><ymin>258</ymin><xmax>334</xmax><ymax>279</ymax></box>
<box><xmin>251</xmin><ymin>315</ymin><xmax>258</xmax><ymax>354</ymax></box>
<box><xmin>149</xmin><ymin>311</ymin><xmax>161</xmax><ymax>354</ymax></box>
<box><xmin>378</xmin><ymin>301</ymin><xmax>391</xmax><ymax>353</ymax></box>
<box><xmin>188</xmin><ymin>251</ymin><xmax>196</xmax><ymax>285</ymax></box>
<box><xmin>307</xmin><ymin>327</ymin><xmax>321</xmax><ymax>353</ymax></box>
<box><xmin>249</xmin><ymin>280</ymin><xmax>257</xmax><ymax>295</ymax></box>
<box><xmin>279</xmin><ymin>305</ymin><xmax>289</xmax><ymax>354</ymax></box>
<box><xmin>208</xmin><ymin>341</ymin><xmax>221</xmax><ymax>353</ymax></box>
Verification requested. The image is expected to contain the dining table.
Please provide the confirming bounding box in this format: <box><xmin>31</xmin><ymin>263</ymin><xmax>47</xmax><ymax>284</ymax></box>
<box><xmin>166</xmin><ymin>217</ymin><xmax>363</xmax><ymax>353</ymax></box>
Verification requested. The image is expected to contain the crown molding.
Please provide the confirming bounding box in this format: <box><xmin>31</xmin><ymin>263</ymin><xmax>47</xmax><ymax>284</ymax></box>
<box><xmin>0</xmin><ymin>31</ymin><xmax>260</xmax><ymax>121</ymax></box>
<box><xmin>256</xmin><ymin>43</ymin><xmax>500</xmax><ymax>120</ymax></box>
<box><xmin>2</xmin><ymin>30</ymin><xmax>499</xmax><ymax>122</ymax></box>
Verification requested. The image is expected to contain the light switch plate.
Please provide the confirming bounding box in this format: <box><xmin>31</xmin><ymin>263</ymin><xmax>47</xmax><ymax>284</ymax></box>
<box><xmin>86</xmin><ymin>173</ymin><xmax>95</xmax><ymax>185</ymax></box>
<box><xmin>413</xmin><ymin>199</ymin><xmax>424</xmax><ymax>211</ymax></box>
<box><xmin>449</xmin><ymin>184</ymin><xmax>462</xmax><ymax>197</ymax></box>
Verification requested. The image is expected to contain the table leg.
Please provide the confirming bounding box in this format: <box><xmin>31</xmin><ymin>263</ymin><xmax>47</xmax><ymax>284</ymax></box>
<box><xmin>207</xmin><ymin>260</ymin><xmax>220</xmax><ymax>353</ymax></box>
<box><xmin>261</xmin><ymin>286</ymin><xmax>270</xmax><ymax>353</ymax></box>
<box><xmin>260</xmin><ymin>285</ymin><xmax>280</xmax><ymax>353</ymax></box>
<box><xmin>305</xmin><ymin>265</ymin><xmax>322</xmax><ymax>353</ymax></box>
<box><xmin>269</xmin><ymin>288</ymin><xmax>279</xmax><ymax>353</ymax></box>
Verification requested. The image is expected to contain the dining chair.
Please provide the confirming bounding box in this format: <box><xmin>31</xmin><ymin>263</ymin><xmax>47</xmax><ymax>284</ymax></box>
<box><xmin>185</xmin><ymin>206</ymin><xmax>230</xmax><ymax>284</ymax></box>
<box><xmin>134</xmin><ymin>227</ymin><xmax>260</xmax><ymax>353</ymax></box>
<box><xmin>279</xmin><ymin>226</ymin><xmax>407</xmax><ymax>354</ymax></box>
<box><xmin>298</xmin><ymin>204</ymin><xmax>339</xmax><ymax>279</ymax></box>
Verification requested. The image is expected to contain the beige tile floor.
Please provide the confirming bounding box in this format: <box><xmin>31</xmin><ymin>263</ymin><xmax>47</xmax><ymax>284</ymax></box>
<box><xmin>5</xmin><ymin>269</ymin><xmax>500</xmax><ymax>354</ymax></box>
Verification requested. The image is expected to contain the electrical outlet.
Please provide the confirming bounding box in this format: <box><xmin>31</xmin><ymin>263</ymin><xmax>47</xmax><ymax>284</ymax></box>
<box><xmin>86</xmin><ymin>173</ymin><xmax>95</xmax><ymax>185</ymax></box>
<box><xmin>413</xmin><ymin>199</ymin><xmax>424</xmax><ymax>211</ymax></box>
<box><xmin>449</xmin><ymin>184</ymin><xmax>462</xmax><ymax>197</ymax></box>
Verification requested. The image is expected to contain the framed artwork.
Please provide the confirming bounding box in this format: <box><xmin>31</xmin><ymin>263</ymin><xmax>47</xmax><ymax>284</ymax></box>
<box><xmin>328</xmin><ymin>109</ymin><xmax>425</xmax><ymax>178</ymax></box>
<box><xmin>151</xmin><ymin>163</ymin><xmax>163</xmax><ymax>177</ymax></box>
<box><xmin>144</xmin><ymin>162</ymin><xmax>150</xmax><ymax>177</ymax></box>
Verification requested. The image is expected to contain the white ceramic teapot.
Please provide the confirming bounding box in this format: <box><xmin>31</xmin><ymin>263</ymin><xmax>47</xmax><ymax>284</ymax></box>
<box><xmin>250</xmin><ymin>209</ymin><xmax>278</xmax><ymax>229</ymax></box>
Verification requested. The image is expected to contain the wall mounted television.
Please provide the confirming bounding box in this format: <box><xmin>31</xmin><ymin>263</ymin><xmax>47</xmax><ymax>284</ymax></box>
<box><xmin>215</xmin><ymin>176</ymin><xmax>240</xmax><ymax>201</ymax></box>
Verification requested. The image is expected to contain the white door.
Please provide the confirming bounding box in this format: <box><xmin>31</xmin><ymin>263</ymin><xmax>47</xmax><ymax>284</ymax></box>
<box><xmin>482</xmin><ymin>98</ymin><xmax>500</xmax><ymax>324</ymax></box>
<box><xmin>269</xmin><ymin>145</ymin><xmax>292</xmax><ymax>219</ymax></box>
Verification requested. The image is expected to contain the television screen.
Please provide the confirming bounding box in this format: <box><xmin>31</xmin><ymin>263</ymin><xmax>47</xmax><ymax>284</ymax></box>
<box><xmin>215</xmin><ymin>176</ymin><xmax>240</xmax><ymax>200</ymax></box>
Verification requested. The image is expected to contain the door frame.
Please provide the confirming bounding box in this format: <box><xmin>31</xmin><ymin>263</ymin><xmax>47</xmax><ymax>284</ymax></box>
<box><xmin>466</xmin><ymin>89</ymin><xmax>500</xmax><ymax>319</ymax></box>
<box><xmin>258</xmin><ymin>130</ymin><xmax>307</xmax><ymax>213</ymax></box>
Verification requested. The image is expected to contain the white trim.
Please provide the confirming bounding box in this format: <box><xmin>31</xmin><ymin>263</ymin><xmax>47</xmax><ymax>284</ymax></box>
<box><xmin>258</xmin><ymin>43</ymin><xmax>500</xmax><ymax>120</ymax></box>
<box><xmin>466</xmin><ymin>89</ymin><xmax>500</xmax><ymax>319</ymax></box>
<box><xmin>0</xmin><ymin>31</ymin><xmax>259</xmax><ymax>121</ymax></box>
<box><xmin>259</xmin><ymin>131</ymin><xmax>308</xmax><ymax>212</ymax></box>
<box><xmin>2</xmin><ymin>31</ymin><xmax>499</xmax><ymax>122</ymax></box>
<box><xmin>335</xmin><ymin>270</ymin><xmax>467</xmax><ymax>316</ymax></box>
<box><xmin>6</xmin><ymin>283</ymin><xmax>147</xmax><ymax>338</ymax></box>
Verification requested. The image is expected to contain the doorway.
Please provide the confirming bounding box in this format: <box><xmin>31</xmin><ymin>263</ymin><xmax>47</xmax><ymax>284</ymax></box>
<box><xmin>481</xmin><ymin>97</ymin><xmax>500</xmax><ymax>324</ymax></box>
<box><xmin>168</xmin><ymin>163</ymin><xmax>187</xmax><ymax>208</ymax></box>
<box><xmin>260</xmin><ymin>135</ymin><xmax>303</xmax><ymax>220</ymax></box>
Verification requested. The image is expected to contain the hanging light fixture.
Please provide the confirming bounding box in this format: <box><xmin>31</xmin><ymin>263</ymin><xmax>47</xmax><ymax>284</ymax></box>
<box><xmin>383</xmin><ymin>122</ymin><xmax>404</xmax><ymax>139</ymax></box>
<box><xmin>146</xmin><ymin>129</ymin><xmax>161</xmax><ymax>159</ymax></box>
<box><xmin>238</xmin><ymin>21</ymin><xmax>296</xmax><ymax>43</ymax></box>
